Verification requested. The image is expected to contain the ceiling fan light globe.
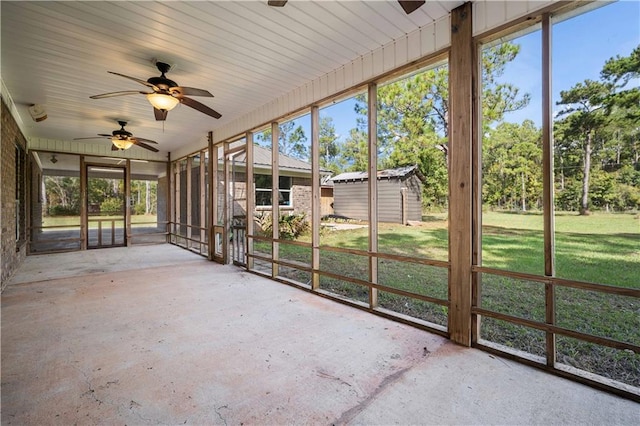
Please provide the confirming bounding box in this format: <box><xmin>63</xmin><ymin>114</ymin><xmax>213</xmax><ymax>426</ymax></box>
<box><xmin>112</xmin><ymin>138</ymin><xmax>134</xmax><ymax>150</ymax></box>
<box><xmin>146</xmin><ymin>93</ymin><xmax>179</xmax><ymax>111</ymax></box>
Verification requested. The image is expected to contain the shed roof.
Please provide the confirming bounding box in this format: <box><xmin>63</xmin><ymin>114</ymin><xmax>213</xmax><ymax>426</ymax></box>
<box><xmin>330</xmin><ymin>165</ymin><xmax>423</xmax><ymax>183</ymax></box>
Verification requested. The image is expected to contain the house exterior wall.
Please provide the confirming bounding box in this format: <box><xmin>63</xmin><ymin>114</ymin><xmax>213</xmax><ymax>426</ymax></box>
<box><xmin>232</xmin><ymin>180</ymin><xmax>248</xmax><ymax>221</ymax></box>
<box><xmin>209</xmin><ymin>171</ymin><xmax>311</xmax><ymax>224</ymax></box>
<box><xmin>1</xmin><ymin>98</ymin><xmax>28</xmax><ymax>290</ymax></box>
<box><xmin>291</xmin><ymin>176</ymin><xmax>312</xmax><ymax>218</ymax></box>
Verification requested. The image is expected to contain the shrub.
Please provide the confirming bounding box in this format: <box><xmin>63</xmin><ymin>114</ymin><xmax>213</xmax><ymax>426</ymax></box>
<box><xmin>100</xmin><ymin>197</ymin><xmax>123</xmax><ymax>215</ymax></box>
<box><xmin>48</xmin><ymin>205</ymin><xmax>79</xmax><ymax>216</ymax></box>
<box><xmin>254</xmin><ymin>212</ymin><xmax>309</xmax><ymax>240</ymax></box>
<box><xmin>254</xmin><ymin>211</ymin><xmax>272</xmax><ymax>235</ymax></box>
<box><xmin>133</xmin><ymin>203</ymin><xmax>147</xmax><ymax>215</ymax></box>
<box><xmin>279</xmin><ymin>213</ymin><xmax>310</xmax><ymax>239</ymax></box>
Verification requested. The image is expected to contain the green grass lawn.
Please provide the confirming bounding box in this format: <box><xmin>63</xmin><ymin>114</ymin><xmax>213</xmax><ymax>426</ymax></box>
<box><xmin>259</xmin><ymin>210</ymin><xmax>639</xmax><ymax>387</ymax></box>
<box><xmin>482</xmin><ymin>211</ymin><xmax>640</xmax><ymax>287</ymax></box>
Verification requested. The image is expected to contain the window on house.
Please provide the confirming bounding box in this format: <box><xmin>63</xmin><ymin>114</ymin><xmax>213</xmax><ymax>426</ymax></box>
<box><xmin>255</xmin><ymin>175</ymin><xmax>292</xmax><ymax>207</ymax></box>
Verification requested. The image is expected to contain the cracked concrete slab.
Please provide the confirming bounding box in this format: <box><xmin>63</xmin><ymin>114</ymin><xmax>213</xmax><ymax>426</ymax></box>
<box><xmin>2</xmin><ymin>245</ymin><xmax>638</xmax><ymax>425</ymax></box>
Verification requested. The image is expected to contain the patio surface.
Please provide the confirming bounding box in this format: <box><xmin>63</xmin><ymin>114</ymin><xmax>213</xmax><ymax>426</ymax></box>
<box><xmin>2</xmin><ymin>245</ymin><xmax>638</xmax><ymax>425</ymax></box>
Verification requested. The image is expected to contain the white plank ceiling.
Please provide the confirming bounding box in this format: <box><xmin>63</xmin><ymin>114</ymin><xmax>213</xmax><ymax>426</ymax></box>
<box><xmin>1</xmin><ymin>1</ymin><xmax>462</xmax><ymax>157</ymax></box>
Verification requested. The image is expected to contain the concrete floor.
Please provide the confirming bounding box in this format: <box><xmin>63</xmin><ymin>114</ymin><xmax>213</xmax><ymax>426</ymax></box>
<box><xmin>2</xmin><ymin>245</ymin><xmax>638</xmax><ymax>425</ymax></box>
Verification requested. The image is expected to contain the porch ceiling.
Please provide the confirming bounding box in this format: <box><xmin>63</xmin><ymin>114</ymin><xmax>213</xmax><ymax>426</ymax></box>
<box><xmin>1</xmin><ymin>1</ymin><xmax>462</xmax><ymax>157</ymax></box>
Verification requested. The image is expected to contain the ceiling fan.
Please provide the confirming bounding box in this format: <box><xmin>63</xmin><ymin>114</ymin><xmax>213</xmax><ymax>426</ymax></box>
<box><xmin>74</xmin><ymin>121</ymin><xmax>159</xmax><ymax>152</ymax></box>
<box><xmin>90</xmin><ymin>61</ymin><xmax>221</xmax><ymax>121</ymax></box>
<box><xmin>268</xmin><ymin>0</ymin><xmax>426</xmax><ymax>15</ymax></box>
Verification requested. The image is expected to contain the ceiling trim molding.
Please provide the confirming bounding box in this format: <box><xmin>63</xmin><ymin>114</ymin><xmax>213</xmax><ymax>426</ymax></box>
<box><xmin>28</xmin><ymin>137</ymin><xmax>167</xmax><ymax>162</ymax></box>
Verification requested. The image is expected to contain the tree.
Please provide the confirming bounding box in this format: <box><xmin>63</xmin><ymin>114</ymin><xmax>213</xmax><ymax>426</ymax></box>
<box><xmin>481</xmin><ymin>43</ymin><xmax>531</xmax><ymax>126</ymax></box>
<box><xmin>601</xmin><ymin>45</ymin><xmax>640</xmax><ymax>120</ymax></box>
<box><xmin>257</xmin><ymin>121</ymin><xmax>309</xmax><ymax>160</ymax></box>
<box><xmin>44</xmin><ymin>176</ymin><xmax>80</xmax><ymax>215</ymax></box>
<box><xmin>318</xmin><ymin>116</ymin><xmax>343</xmax><ymax>174</ymax></box>
<box><xmin>350</xmin><ymin>42</ymin><xmax>530</xmax><ymax>209</ymax></box>
<box><xmin>483</xmin><ymin>120</ymin><xmax>542</xmax><ymax>211</ymax></box>
<box><xmin>555</xmin><ymin>80</ymin><xmax>610</xmax><ymax>215</ymax></box>
<box><xmin>341</xmin><ymin>128</ymin><xmax>368</xmax><ymax>172</ymax></box>
<box><xmin>555</xmin><ymin>45</ymin><xmax>639</xmax><ymax>215</ymax></box>
<box><xmin>131</xmin><ymin>179</ymin><xmax>157</xmax><ymax>215</ymax></box>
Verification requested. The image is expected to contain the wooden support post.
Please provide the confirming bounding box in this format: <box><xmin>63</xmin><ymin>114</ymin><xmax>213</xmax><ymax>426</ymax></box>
<box><xmin>212</xmin><ymin>142</ymin><xmax>223</xmax><ymax>262</ymax></box>
<box><xmin>471</xmin><ymin>38</ymin><xmax>482</xmax><ymax>344</ymax></box>
<box><xmin>207</xmin><ymin>134</ymin><xmax>214</xmax><ymax>260</ymax></box>
<box><xmin>80</xmin><ymin>155</ymin><xmax>87</xmax><ymax>250</ymax></box>
<box><xmin>186</xmin><ymin>156</ymin><xmax>193</xmax><ymax>249</ymax></box>
<box><xmin>542</xmin><ymin>13</ymin><xmax>556</xmax><ymax>367</ymax></box>
<box><xmin>166</xmin><ymin>152</ymin><xmax>172</xmax><ymax>243</ymax></box>
<box><xmin>246</xmin><ymin>132</ymin><xmax>255</xmax><ymax>270</ymax></box>
<box><xmin>200</xmin><ymin>149</ymin><xmax>206</xmax><ymax>253</ymax></box>
<box><xmin>311</xmin><ymin>106</ymin><xmax>321</xmax><ymax>290</ymax></box>
<box><xmin>271</xmin><ymin>122</ymin><xmax>280</xmax><ymax>278</ymax></box>
<box><xmin>223</xmin><ymin>142</ymin><xmax>230</xmax><ymax>264</ymax></box>
<box><xmin>125</xmin><ymin>159</ymin><xmax>131</xmax><ymax>247</ymax></box>
<box><xmin>368</xmin><ymin>83</ymin><xmax>378</xmax><ymax>308</ymax></box>
<box><xmin>25</xmin><ymin>153</ymin><xmax>32</xmax><ymax>253</ymax></box>
<box><xmin>175</xmin><ymin>160</ymin><xmax>181</xmax><ymax>244</ymax></box>
<box><xmin>448</xmin><ymin>2</ymin><xmax>473</xmax><ymax>346</ymax></box>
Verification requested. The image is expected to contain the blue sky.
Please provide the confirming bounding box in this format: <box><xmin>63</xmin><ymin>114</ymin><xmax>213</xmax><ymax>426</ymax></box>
<box><xmin>279</xmin><ymin>1</ymin><xmax>639</xmax><ymax>148</ymax></box>
<box><xmin>505</xmin><ymin>0</ymin><xmax>640</xmax><ymax>125</ymax></box>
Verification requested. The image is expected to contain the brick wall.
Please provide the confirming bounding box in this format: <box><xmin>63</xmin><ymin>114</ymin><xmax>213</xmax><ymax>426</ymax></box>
<box><xmin>1</xmin><ymin>98</ymin><xmax>28</xmax><ymax>290</ymax></box>
<box><xmin>292</xmin><ymin>177</ymin><xmax>312</xmax><ymax>218</ymax></box>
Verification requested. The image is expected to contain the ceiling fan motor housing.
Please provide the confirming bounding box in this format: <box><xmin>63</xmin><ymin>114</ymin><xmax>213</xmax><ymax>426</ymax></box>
<box><xmin>147</xmin><ymin>76</ymin><xmax>177</xmax><ymax>91</ymax></box>
<box><xmin>113</xmin><ymin>121</ymin><xmax>133</xmax><ymax>139</ymax></box>
<box><xmin>148</xmin><ymin>62</ymin><xmax>177</xmax><ymax>90</ymax></box>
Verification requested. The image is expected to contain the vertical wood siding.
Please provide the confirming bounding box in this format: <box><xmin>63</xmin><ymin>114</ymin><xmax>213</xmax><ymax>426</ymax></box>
<box><xmin>333</xmin><ymin>176</ymin><xmax>422</xmax><ymax>223</ymax></box>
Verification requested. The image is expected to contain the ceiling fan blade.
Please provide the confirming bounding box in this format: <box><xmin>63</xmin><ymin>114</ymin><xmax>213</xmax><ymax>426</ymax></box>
<box><xmin>171</xmin><ymin>86</ymin><xmax>213</xmax><ymax>97</ymax></box>
<box><xmin>398</xmin><ymin>0</ymin><xmax>425</xmax><ymax>14</ymax></box>
<box><xmin>154</xmin><ymin>108</ymin><xmax>168</xmax><ymax>121</ymax></box>
<box><xmin>133</xmin><ymin>140</ymin><xmax>160</xmax><ymax>153</ymax></box>
<box><xmin>90</xmin><ymin>90</ymin><xmax>148</xmax><ymax>99</ymax></box>
<box><xmin>111</xmin><ymin>144</ymin><xmax>119</xmax><ymax>151</ymax></box>
<box><xmin>73</xmin><ymin>136</ymin><xmax>110</xmax><ymax>140</ymax></box>
<box><xmin>98</xmin><ymin>133</ymin><xmax>112</xmax><ymax>137</ymax></box>
<box><xmin>108</xmin><ymin>71</ymin><xmax>156</xmax><ymax>89</ymax></box>
<box><xmin>268</xmin><ymin>0</ymin><xmax>288</xmax><ymax>6</ymax></box>
<box><xmin>132</xmin><ymin>137</ymin><xmax>158</xmax><ymax>144</ymax></box>
<box><xmin>180</xmin><ymin>96</ymin><xmax>222</xmax><ymax>119</ymax></box>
